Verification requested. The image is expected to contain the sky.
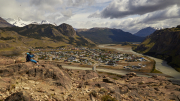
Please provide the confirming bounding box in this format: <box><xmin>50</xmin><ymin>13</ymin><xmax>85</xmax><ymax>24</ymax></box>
<box><xmin>0</xmin><ymin>0</ymin><xmax>180</xmax><ymax>33</ymax></box>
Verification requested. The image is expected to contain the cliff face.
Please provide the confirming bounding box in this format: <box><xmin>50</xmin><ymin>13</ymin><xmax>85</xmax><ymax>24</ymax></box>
<box><xmin>134</xmin><ymin>25</ymin><xmax>180</xmax><ymax>71</ymax></box>
<box><xmin>0</xmin><ymin>17</ymin><xmax>14</xmax><ymax>27</ymax></box>
<box><xmin>58</xmin><ymin>23</ymin><xmax>76</xmax><ymax>37</ymax></box>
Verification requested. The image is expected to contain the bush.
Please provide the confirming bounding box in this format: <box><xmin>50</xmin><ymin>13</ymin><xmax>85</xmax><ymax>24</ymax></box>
<box><xmin>0</xmin><ymin>49</ymin><xmax>21</xmax><ymax>57</ymax></box>
<box><xmin>101</xmin><ymin>95</ymin><xmax>117</xmax><ymax>101</ymax></box>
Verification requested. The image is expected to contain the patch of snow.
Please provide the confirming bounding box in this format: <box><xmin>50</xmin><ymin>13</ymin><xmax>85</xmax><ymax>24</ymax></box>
<box><xmin>5</xmin><ymin>17</ymin><xmax>54</xmax><ymax>27</ymax></box>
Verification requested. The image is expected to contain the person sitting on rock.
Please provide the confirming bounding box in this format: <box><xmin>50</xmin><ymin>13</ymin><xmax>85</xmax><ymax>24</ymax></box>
<box><xmin>26</xmin><ymin>52</ymin><xmax>39</xmax><ymax>66</ymax></box>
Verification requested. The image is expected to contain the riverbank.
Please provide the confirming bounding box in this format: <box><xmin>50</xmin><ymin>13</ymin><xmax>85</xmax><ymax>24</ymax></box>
<box><xmin>98</xmin><ymin>44</ymin><xmax>180</xmax><ymax>79</ymax></box>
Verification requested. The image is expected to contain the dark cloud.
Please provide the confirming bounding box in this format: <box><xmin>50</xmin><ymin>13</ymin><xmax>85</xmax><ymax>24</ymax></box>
<box><xmin>103</xmin><ymin>5</ymin><xmax>180</xmax><ymax>33</ymax></box>
<box><xmin>89</xmin><ymin>0</ymin><xmax>180</xmax><ymax>18</ymax></box>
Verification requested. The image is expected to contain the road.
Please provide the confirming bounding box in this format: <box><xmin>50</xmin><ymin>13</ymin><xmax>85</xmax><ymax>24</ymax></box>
<box><xmin>98</xmin><ymin>44</ymin><xmax>180</xmax><ymax>79</ymax></box>
<box><xmin>63</xmin><ymin>65</ymin><xmax>151</xmax><ymax>78</ymax></box>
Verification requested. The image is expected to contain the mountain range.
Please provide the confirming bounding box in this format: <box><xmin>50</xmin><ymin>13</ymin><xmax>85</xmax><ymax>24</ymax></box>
<box><xmin>0</xmin><ymin>23</ymin><xmax>95</xmax><ymax>56</ymax></box>
<box><xmin>5</xmin><ymin>18</ymin><xmax>56</xmax><ymax>27</ymax></box>
<box><xmin>134</xmin><ymin>27</ymin><xmax>156</xmax><ymax>37</ymax></box>
<box><xmin>134</xmin><ymin>25</ymin><xmax>180</xmax><ymax>71</ymax></box>
<box><xmin>77</xmin><ymin>28</ymin><xmax>145</xmax><ymax>44</ymax></box>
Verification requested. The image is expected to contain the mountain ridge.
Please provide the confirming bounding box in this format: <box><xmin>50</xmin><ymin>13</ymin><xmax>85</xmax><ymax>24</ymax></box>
<box><xmin>0</xmin><ymin>23</ymin><xmax>96</xmax><ymax>56</ymax></box>
<box><xmin>77</xmin><ymin>28</ymin><xmax>145</xmax><ymax>44</ymax></box>
<box><xmin>5</xmin><ymin>17</ymin><xmax>56</xmax><ymax>27</ymax></box>
<box><xmin>0</xmin><ymin>17</ymin><xmax>14</xmax><ymax>28</ymax></box>
<box><xmin>134</xmin><ymin>27</ymin><xmax>156</xmax><ymax>37</ymax></box>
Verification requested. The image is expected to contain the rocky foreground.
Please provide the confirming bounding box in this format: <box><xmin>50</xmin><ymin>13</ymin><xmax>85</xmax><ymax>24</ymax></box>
<box><xmin>0</xmin><ymin>60</ymin><xmax>180</xmax><ymax>101</ymax></box>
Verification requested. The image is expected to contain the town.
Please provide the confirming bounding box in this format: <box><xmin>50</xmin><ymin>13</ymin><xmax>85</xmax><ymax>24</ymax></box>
<box><xmin>30</xmin><ymin>47</ymin><xmax>153</xmax><ymax>72</ymax></box>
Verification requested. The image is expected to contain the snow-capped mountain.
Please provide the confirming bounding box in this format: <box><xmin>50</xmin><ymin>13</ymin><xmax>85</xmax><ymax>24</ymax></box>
<box><xmin>6</xmin><ymin>17</ymin><xmax>32</xmax><ymax>27</ymax></box>
<box><xmin>5</xmin><ymin>17</ymin><xmax>55</xmax><ymax>27</ymax></box>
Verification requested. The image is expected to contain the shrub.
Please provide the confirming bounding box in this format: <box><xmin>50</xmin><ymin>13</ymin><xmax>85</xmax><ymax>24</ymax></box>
<box><xmin>101</xmin><ymin>95</ymin><xmax>117</xmax><ymax>101</ymax></box>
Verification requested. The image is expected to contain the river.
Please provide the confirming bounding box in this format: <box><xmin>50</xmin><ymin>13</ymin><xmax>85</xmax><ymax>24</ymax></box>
<box><xmin>98</xmin><ymin>44</ymin><xmax>180</xmax><ymax>79</ymax></box>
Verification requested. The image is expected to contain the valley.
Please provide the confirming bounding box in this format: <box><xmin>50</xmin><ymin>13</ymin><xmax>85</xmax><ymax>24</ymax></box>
<box><xmin>1</xmin><ymin>16</ymin><xmax>180</xmax><ymax>101</ymax></box>
<box><xmin>28</xmin><ymin>45</ymin><xmax>154</xmax><ymax>74</ymax></box>
<box><xmin>0</xmin><ymin>44</ymin><xmax>180</xmax><ymax>101</ymax></box>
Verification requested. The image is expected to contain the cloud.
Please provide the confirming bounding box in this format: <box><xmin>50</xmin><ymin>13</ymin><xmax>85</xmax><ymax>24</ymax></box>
<box><xmin>107</xmin><ymin>5</ymin><xmax>180</xmax><ymax>33</ymax></box>
<box><xmin>0</xmin><ymin>0</ymin><xmax>96</xmax><ymax>23</ymax></box>
<box><xmin>66</xmin><ymin>0</ymin><xmax>95</xmax><ymax>7</ymax></box>
<box><xmin>1</xmin><ymin>0</ymin><xmax>180</xmax><ymax>34</ymax></box>
<box><xmin>30</xmin><ymin>0</ymin><xmax>63</xmax><ymax>6</ymax></box>
<box><xmin>89</xmin><ymin>0</ymin><xmax>180</xmax><ymax>18</ymax></box>
<box><xmin>72</xmin><ymin>5</ymin><xmax>180</xmax><ymax>33</ymax></box>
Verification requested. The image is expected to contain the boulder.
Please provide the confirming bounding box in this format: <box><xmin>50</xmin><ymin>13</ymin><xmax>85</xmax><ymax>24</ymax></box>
<box><xmin>5</xmin><ymin>92</ymin><xmax>34</xmax><ymax>101</ymax></box>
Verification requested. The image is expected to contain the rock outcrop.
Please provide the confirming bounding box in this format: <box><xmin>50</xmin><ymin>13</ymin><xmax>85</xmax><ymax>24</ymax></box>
<box><xmin>0</xmin><ymin>60</ymin><xmax>180</xmax><ymax>101</ymax></box>
<box><xmin>58</xmin><ymin>23</ymin><xmax>76</xmax><ymax>37</ymax></box>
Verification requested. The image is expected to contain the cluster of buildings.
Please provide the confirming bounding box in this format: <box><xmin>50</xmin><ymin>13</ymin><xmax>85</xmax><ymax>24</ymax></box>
<box><xmin>32</xmin><ymin>47</ymin><xmax>147</xmax><ymax>69</ymax></box>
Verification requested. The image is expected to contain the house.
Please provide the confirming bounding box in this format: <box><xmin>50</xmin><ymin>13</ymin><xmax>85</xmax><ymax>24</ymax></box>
<box><xmin>67</xmin><ymin>57</ymin><xmax>76</xmax><ymax>62</ymax></box>
<box><xmin>119</xmin><ymin>57</ymin><xmax>124</xmax><ymax>60</ymax></box>
<box><xmin>107</xmin><ymin>61</ymin><xmax>115</xmax><ymax>66</ymax></box>
<box><xmin>132</xmin><ymin>66</ymin><xmax>141</xmax><ymax>69</ymax></box>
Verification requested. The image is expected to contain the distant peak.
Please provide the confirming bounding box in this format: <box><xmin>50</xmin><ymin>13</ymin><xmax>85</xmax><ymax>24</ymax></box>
<box><xmin>41</xmin><ymin>20</ymin><xmax>50</xmax><ymax>24</ymax></box>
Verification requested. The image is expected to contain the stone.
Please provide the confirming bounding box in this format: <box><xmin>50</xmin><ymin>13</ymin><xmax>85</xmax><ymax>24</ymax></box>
<box><xmin>5</xmin><ymin>92</ymin><xmax>34</xmax><ymax>101</ymax></box>
<box><xmin>120</xmin><ymin>86</ymin><xmax>129</xmax><ymax>94</ymax></box>
<box><xmin>29</xmin><ymin>80</ymin><xmax>35</xmax><ymax>84</ymax></box>
<box><xmin>35</xmin><ymin>82</ymin><xmax>39</xmax><ymax>85</ymax></box>
<box><xmin>168</xmin><ymin>94</ymin><xmax>179</xmax><ymax>101</ymax></box>
<box><xmin>154</xmin><ymin>87</ymin><xmax>160</xmax><ymax>91</ymax></box>
<box><xmin>103</xmin><ymin>78</ymin><xmax>115</xmax><ymax>83</ymax></box>
<box><xmin>23</xmin><ymin>87</ymin><xmax>30</xmax><ymax>90</ymax></box>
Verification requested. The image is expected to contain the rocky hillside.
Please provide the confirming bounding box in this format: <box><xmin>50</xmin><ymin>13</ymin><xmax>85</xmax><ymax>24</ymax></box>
<box><xmin>0</xmin><ymin>23</ymin><xmax>95</xmax><ymax>56</ymax></box>
<box><xmin>77</xmin><ymin>28</ymin><xmax>145</xmax><ymax>44</ymax></box>
<box><xmin>134</xmin><ymin>25</ymin><xmax>180</xmax><ymax>71</ymax></box>
<box><xmin>0</xmin><ymin>58</ymin><xmax>180</xmax><ymax>101</ymax></box>
<box><xmin>134</xmin><ymin>27</ymin><xmax>156</xmax><ymax>37</ymax></box>
<box><xmin>0</xmin><ymin>17</ymin><xmax>14</xmax><ymax>28</ymax></box>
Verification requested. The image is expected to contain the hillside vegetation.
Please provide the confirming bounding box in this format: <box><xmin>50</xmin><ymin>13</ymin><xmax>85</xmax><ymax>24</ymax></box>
<box><xmin>0</xmin><ymin>23</ymin><xmax>95</xmax><ymax>56</ymax></box>
<box><xmin>134</xmin><ymin>25</ymin><xmax>180</xmax><ymax>71</ymax></box>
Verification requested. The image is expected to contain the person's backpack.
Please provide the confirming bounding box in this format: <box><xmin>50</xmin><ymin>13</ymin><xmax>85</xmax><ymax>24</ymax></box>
<box><xmin>26</xmin><ymin>54</ymin><xmax>31</xmax><ymax>62</ymax></box>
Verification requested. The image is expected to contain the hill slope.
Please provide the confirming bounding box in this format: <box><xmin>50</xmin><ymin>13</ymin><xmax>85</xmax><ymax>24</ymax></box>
<box><xmin>0</xmin><ymin>23</ymin><xmax>95</xmax><ymax>56</ymax></box>
<box><xmin>0</xmin><ymin>17</ymin><xmax>14</xmax><ymax>27</ymax></box>
<box><xmin>77</xmin><ymin>28</ymin><xmax>145</xmax><ymax>44</ymax></box>
<box><xmin>134</xmin><ymin>25</ymin><xmax>180</xmax><ymax>71</ymax></box>
<box><xmin>134</xmin><ymin>27</ymin><xmax>156</xmax><ymax>37</ymax></box>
